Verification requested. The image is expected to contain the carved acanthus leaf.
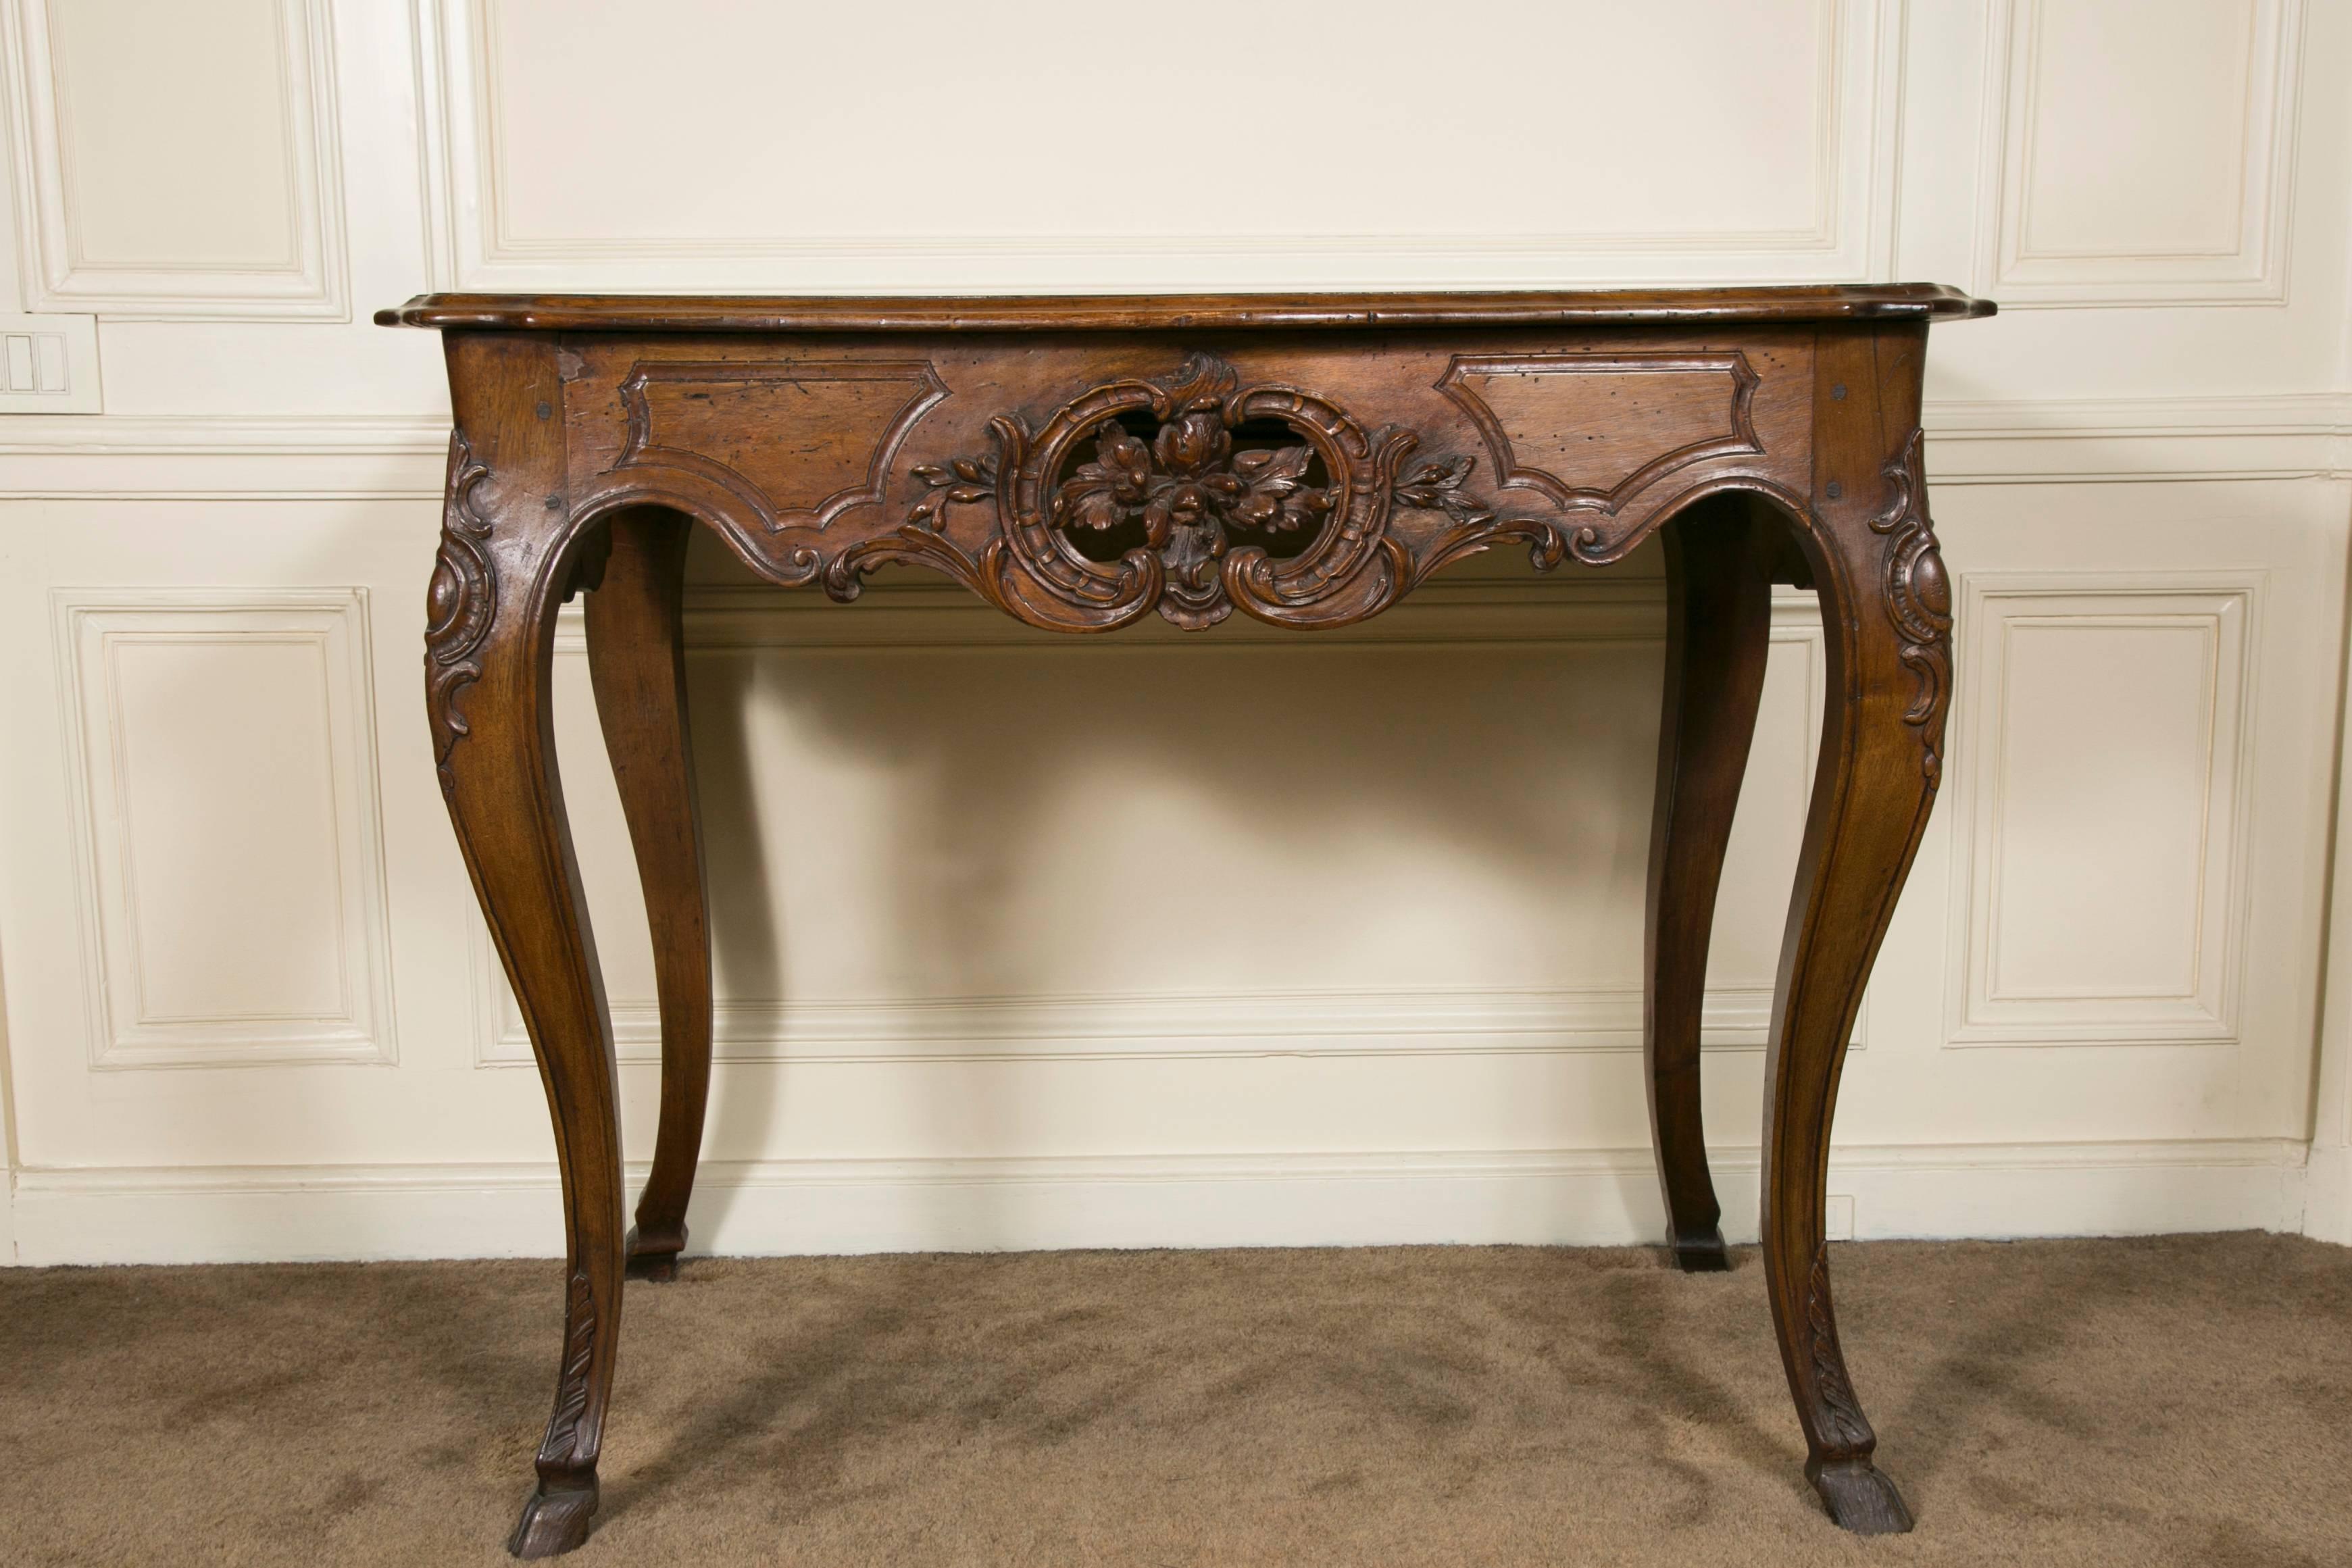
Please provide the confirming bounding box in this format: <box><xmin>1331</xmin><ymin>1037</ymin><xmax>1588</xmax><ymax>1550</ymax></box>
<box><xmin>1391</xmin><ymin>455</ymin><xmax>1493</xmax><ymax>526</ymax></box>
<box><xmin>907</xmin><ymin>453</ymin><xmax>998</xmax><ymax>528</ymax></box>
<box><xmin>1807</xmin><ymin>1242</ymin><xmax>1875</xmax><ymax>1453</ymax></box>
<box><xmin>536</xmin><ymin>1268</ymin><xmax>599</xmax><ymax>1466</ymax></box>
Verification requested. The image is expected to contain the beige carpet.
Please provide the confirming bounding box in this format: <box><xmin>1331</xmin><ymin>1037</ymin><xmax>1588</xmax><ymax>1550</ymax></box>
<box><xmin>3</xmin><ymin>1233</ymin><xmax>2349</xmax><ymax>1566</ymax></box>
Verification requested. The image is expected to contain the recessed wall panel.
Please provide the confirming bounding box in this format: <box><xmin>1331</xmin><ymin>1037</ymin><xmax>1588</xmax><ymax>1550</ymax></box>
<box><xmin>55</xmin><ymin>589</ymin><xmax>394</xmax><ymax>1067</ymax></box>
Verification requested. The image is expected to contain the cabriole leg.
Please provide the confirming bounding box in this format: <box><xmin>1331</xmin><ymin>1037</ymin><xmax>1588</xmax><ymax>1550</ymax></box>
<box><xmin>1644</xmin><ymin>499</ymin><xmax>1774</xmax><ymax>1271</ymax></box>
<box><xmin>428</xmin><ymin>340</ymin><xmax>626</xmax><ymax>1559</ymax></box>
<box><xmin>585</xmin><ymin>508</ymin><xmax>713</xmax><ymax>1284</ymax></box>
<box><xmin>1759</xmin><ymin>329</ymin><xmax>1949</xmax><ymax>1534</ymax></box>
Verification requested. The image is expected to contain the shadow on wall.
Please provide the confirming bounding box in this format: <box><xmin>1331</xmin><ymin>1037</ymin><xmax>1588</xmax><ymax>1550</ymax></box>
<box><xmin>684</xmin><ymin>539</ymin><xmax>1677</xmax><ymax>1003</ymax></box>
<box><xmin>534</xmin><ymin>509</ymin><xmax>1816</xmax><ymax>1244</ymax></box>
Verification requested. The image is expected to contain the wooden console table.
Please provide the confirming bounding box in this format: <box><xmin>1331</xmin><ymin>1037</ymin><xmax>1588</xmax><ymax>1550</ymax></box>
<box><xmin>380</xmin><ymin>284</ymin><xmax>1993</xmax><ymax>1557</ymax></box>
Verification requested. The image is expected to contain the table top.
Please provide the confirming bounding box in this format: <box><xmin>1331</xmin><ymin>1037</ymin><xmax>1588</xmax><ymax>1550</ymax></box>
<box><xmin>376</xmin><ymin>284</ymin><xmax>1994</xmax><ymax>334</ymax></box>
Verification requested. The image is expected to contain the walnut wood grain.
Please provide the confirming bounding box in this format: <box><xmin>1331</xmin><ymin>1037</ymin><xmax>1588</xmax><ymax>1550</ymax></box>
<box><xmin>582</xmin><ymin>509</ymin><xmax>711</xmax><ymax>1284</ymax></box>
<box><xmin>1644</xmin><ymin>499</ymin><xmax>1777</xmax><ymax>1273</ymax></box>
<box><xmin>392</xmin><ymin>286</ymin><xmax>1987</xmax><ymax>1554</ymax></box>
<box><xmin>430</xmin><ymin>334</ymin><xmax>626</xmax><ymax>1559</ymax></box>
<box><xmin>378</xmin><ymin>283</ymin><xmax>1992</xmax><ymax>333</ymax></box>
<box><xmin>1759</xmin><ymin>325</ymin><xmax>1949</xmax><ymax>1533</ymax></box>
<box><xmin>553</xmin><ymin>332</ymin><xmax>1822</xmax><ymax>632</ymax></box>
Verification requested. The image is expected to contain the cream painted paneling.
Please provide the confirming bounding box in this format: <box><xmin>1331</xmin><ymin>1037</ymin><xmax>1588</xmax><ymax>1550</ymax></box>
<box><xmin>0</xmin><ymin>0</ymin><xmax>2350</xmax><ymax>1263</ymax></box>
<box><xmin>1946</xmin><ymin>576</ymin><xmax>2257</xmax><ymax>1044</ymax></box>
<box><xmin>2</xmin><ymin>0</ymin><xmax>347</xmax><ymax>316</ymax></box>
<box><xmin>1846</xmin><ymin>478</ymin><xmax>2347</xmax><ymax>1156</ymax></box>
<box><xmin>1977</xmin><ymin>0</ymin><xmax>2303</xmax><ymax>304</ymax></box>
<box><xmin>417</xmin><ymin>0</ymin><xmax>1901</xmax><ymax>290</ymax></box>
<box><xmin>51</xmin><ymin>588</ymin><xmax>395</xmax><ymax>1067</ymax></box>
<box><xmin>476</xmin><ymin>581</ymin><xmax>1836</xmax><ymax>1069</ymax></box>
<box><xmin>51</xmin><ymin>0</ymin><xmax>293</xmax><ymax>267</ymax></box>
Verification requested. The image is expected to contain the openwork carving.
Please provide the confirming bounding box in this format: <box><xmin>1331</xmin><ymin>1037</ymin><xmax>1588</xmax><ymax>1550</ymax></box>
<box><xmin>1807</xmin><ymin>1242</ymin><xmax>1874</xmax><ymax>1452</ymax></box>
<box><xmin>425</xmin><ymin>430</ymin><xmax>496</xmax><ymax>790</ymax></box>
<box><xmin>1870</xmin><ymin>428</ymin><xmax>1953</xmax><ymax>784</ymax></box>
<box><xmin>824</xmin><ymin>351</ymin><xmax>1572</xmax><ymax>630</ymax></box>
<box><xmin>1055</xmin><ymin>386</ymin><xmax>1339</xmax><ymax>626</ymax></box>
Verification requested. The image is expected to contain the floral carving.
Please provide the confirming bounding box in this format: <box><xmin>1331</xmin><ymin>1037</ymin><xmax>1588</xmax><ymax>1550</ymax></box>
<box><xmin>1053</xmin><ymin>354</ymin><xmax>1343</xmax><ymax>627</ymax></box>
<box><xmin>426</xmin><ymin>430</ymin><xmax>497</xmax><ymax>790</ymax></box>
<box><xmin>1051</xmin><ymin>358</ymin><xmax>1337</xmax><ymax>622</ymax></box>
<box><xmin>828</xmin><ymin>351</ymin><xmax>1576</xmax><ymax>632</ymax></box>
<box><xmin>1870</xmin><ymin>428</ymin><xmax>1953</xmax><ymax>785</ymax></box>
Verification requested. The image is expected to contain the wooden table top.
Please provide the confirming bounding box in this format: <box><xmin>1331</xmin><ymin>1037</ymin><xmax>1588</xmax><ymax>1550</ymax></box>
<box><xmin>376</xmin><ymin>284</ymin><xmax>1995</xmax><ymax>334</ymax></box>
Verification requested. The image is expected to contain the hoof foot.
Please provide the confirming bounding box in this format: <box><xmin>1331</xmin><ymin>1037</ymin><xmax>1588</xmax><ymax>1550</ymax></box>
<box><xmin>624</xmin><ymin>1223</ymin><xmax>684</xmax><ymax>1283</ymax></box>
<box><xmin>1669</xmin><ymin>1226</ymin><xmax>1730</xmax><ymax>1273</ymax></box>
<box><xmin>624</xmin><ymin>1249</ymin><xmax>680</xmax><ymax>1283</ymax></box>
<box><xmin>508</xmin><ymin>1483</ymin><xmax>597</xmax><ymax>1558</ymax></box>
<box><xmin>1809</xmin><ymin>1458</ymin><xmax>1913</xmax><ymax>1535</ymax></box>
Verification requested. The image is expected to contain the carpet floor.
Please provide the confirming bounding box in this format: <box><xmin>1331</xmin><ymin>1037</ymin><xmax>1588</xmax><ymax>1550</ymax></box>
<box><xmin>3</xmin><ymin>1233</ymin><xmax>2349</xmax><ymax>1566</ymax></box>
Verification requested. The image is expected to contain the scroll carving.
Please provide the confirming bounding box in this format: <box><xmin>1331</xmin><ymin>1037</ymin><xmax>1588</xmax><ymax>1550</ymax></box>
<box><xmin>1806</xmin><ymin>1242</ymin><xmax>1874</xmax><ymax>1452</ymax></box>
<box><xmin>1870</xmin><ymin>428</ymin><xmax>1953</xmax><ymax>784</ymax></box>
<box><xmin>425</xmin><ymin>430</ymin><xmax>496</xmax><ymax>791</ymax></box>
<box><xmin>824</xmin><ymin>351</ymin><xmax>1574</xmax><ymax>631</ymax></box>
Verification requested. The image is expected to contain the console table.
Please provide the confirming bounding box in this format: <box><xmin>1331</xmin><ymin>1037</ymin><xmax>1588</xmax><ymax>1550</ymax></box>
<box><xmin>380</xmin><ymin>284</ymin><xmax>1993</xmax><ymax>1557</ymax></box>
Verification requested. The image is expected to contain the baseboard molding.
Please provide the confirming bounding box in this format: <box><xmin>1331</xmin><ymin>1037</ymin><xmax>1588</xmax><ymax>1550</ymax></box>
<box><xmin>5</xmin><ymin>1137</ymin><xmax>2307</xmax><ymax>1266</ymax></box>
<box><xmin>2301</xmin><ymin>1142</ymin><xmax>2352</xmax><ymax>1245</ymax></box>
